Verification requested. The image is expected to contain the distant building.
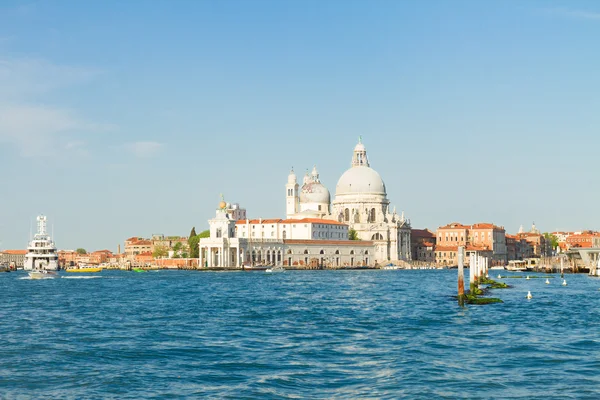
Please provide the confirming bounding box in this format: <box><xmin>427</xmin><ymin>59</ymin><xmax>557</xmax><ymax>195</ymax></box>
<box><xmin>199</xmin><ymin>200</ymin><xmax>375</xmax><ymax>268</ymax></box>
<box><xmin>124</xmin><ymin>237</ymin><xmax>152</xmax><ymax>260</ymax></box>
<box><xmin>0</xmin><ymin>250</ymin><xmax>27</xmax><ymax>268</ymax></box>
<box><xmin>411</xmin><ymin>229</ymin><xmax>436</xmax><ymax>263</ymax></box>
<box><xmin>434</xmin><ymin>222</ymin><xmax>507</xmax><ymax>266</ymax></box>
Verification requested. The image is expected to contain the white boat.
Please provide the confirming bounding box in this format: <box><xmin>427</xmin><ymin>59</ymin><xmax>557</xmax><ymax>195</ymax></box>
<box><xmin>266</xmin><ymin>266</ymin><xmax>285</xmax><ymax>273</ymax></box>
<box><xmin>506</xmin><ymin>260</ymin><xmax>527</xmax><ymax>272</ymax></box>
<box><xmin>24</xmin><ymin>215</ymin><xmax>59</xmax><ymax>271</ymax></box>
<box><xmin>381</xmin><ymin>264</ymin><xmax>400</xmax><ymax>270</ymax></box>
<box><xmin>28</xmin><ymin>269</ymin><xmax>57</xmax><ymax>279</ymax></box>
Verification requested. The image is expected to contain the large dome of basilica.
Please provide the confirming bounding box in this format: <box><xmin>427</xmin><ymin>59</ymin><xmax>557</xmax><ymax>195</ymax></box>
<box><xmin>335</xmin><ymin>166</ymin><xmax>386</xmax><ymax>196</ymax></box>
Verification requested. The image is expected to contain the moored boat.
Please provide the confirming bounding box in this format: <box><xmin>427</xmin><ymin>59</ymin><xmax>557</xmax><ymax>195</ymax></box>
<box><xmin>266</xmin><ymin>266</ymin><xmax>285</xmax><ymax>273</ymax></box>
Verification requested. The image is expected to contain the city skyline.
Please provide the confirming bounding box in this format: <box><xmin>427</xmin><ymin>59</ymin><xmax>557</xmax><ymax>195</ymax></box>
<box><xmin>1</xmin><ymin>0</ymin><xmax>600</xmax><ymax>249</ymax></box>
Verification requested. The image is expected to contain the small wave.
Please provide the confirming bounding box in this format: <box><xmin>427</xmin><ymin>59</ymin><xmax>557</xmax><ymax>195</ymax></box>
<box><xmin>62</xmin><ymin>276</ymin><xmax>102</xmax><ymax>279</ymax></box>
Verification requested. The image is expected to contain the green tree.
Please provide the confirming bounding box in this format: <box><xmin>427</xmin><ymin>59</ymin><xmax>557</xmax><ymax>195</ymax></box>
<box><xmin>76</xmin><ymin>248</ymin><xmax>87</xmax><ymax>254</ymax></box>
<box><xmin>152</xmin><ymin>245</ymin><xmax>168</xmax><ymax>258</ymax></box>
<box><xmin>543</xmin><ymin>232</ymin><xmax>559</xmax><ymax>249</ymax></box>
<box><xmin>189</xmin><ymin>227</ymin><xmax>197</xmax><ymax>238</ymax></box>
<box><xmin>349</xmin><ymin>229</ymin><xmax>359</xmax><ymax>240</ymax></box>
<box><xmin>189</xmin><ymin>235</ymin><xmax>201</xmax><ymax>258</ymax></box>
<box><xmin>198</xmin><ymin>230</ymin><xmax>210</xmax><ymax>238</ymax></box>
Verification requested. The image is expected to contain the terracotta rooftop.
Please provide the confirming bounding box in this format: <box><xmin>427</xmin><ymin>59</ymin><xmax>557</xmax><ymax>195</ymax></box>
<box><xmin>1</xmin><ymin>250</ymin><xmax>27</xmax><ymax>255</ymax></box>
<box><xmin>411</xmin><ymin>229</ymin><xmax>435</xmax><ymax>238</ymax></box>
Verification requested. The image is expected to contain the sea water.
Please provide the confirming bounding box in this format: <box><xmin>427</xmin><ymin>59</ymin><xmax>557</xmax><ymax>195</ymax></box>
<box><xmin>1</xmin><ymin>270</ymin><xmax>599</xmax><ymax>399</ymax></box>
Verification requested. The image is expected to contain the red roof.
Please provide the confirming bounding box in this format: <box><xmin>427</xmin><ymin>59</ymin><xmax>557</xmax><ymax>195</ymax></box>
<box><xmin>434</xmin><ymin>245</ymin><xmax>458</xmax><ymax>251</ymax></box>
<box><xmin>2</xmin><ymin>250</ymin><xmax>27</xmax><ymax>255</ymax></box>
<box><xmin>438</xmin><ymin>223</ymin><xmax>470</xmax><ymax>230</ymax></box>
<box><xmin>411</xmin><ymin>229</ymin><xmax>435</xmax><ymax>238</ymax></box>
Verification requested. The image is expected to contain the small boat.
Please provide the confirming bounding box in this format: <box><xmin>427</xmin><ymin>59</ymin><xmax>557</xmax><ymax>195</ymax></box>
<box><xmin>65</xmin><ymin>264</ymin><xmax>102</xmax><ymax>273</ymax></box>
<box><xmin>133</xmin><ymin>268</ymin><xmax>148</xmax><ymax>273</ymax></box>
<box><xmin>381</xmin><ymin>263</ymin><xmax>400</xmax><ymax>270</ymax></box>
<box><xmin>28</xmin><ymin>269</ymin><xmax>57</xmax><ymax>279</ymax></box>
<box><xmin>266</xmin><ymin>266</ymin><xmax>285</xmax><ymax>273</ymax></box>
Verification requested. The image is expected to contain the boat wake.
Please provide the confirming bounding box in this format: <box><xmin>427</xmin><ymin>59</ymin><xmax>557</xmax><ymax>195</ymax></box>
<box><xmin>19</xmin><ymin>276</ymin><xmax>55</xmax><ymax>280</ymax></box>
<box><xmin>62</xmin><ymin>276</ymin><xmax>102</xmax><ymax>279</ymax></box>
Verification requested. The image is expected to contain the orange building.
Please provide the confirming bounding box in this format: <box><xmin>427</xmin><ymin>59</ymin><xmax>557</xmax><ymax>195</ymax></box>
<box><xmin>435</xmin><ymin>222</ymin><xmax>507</xmax><ymax>266</ymax></box>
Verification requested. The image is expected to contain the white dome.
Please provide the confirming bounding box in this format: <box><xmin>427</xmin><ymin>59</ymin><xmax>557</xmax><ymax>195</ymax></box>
<box><xmin>300</xmin><ymin>181</ymin><xmax>330</xmax><ymax>204</ymax></box>
<box><xmin>336</xmin><ymin>166</ymin><xmax>386</xmax><ymax>196</ymax></box>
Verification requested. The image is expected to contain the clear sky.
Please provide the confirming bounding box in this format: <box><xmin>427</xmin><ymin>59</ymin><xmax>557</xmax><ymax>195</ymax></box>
<box><xmin>1</xmin><ymin>0</ymin><xmax>599</xmax><ymax>251</ymax></box>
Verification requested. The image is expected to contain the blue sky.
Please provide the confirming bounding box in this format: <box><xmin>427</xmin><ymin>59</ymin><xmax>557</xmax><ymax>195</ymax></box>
<box><xmin>1</xmin><ymin>0</ymin><xmax>599</xmax><ymax>251</ymax></box>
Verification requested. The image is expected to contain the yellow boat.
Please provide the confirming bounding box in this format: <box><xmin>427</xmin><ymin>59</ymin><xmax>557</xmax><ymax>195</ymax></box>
<box><xmin>65</xmin><ymin>264</ymin><xmax>102</xmax><ymax>273</ymax></box>
<box><xmin>65</xmin><ymin>268</ymin><xmax>102</xmax><ymax>273</ymax></box>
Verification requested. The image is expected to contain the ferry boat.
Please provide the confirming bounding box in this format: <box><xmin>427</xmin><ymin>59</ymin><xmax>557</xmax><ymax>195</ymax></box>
<box><xmin>24</xmin><ymin>215</ymin><xmax>59</xmax><ymax>271</ymax></box>
<box><xmin>65</xmin><ymin>263</ymin><xmax>102</xmax><ymax>273</ymax></box>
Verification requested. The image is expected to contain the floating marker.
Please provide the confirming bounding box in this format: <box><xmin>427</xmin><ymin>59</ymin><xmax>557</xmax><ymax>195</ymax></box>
<box><xmin>526</xmin><ymin>276</ymin><xmax>530</xmax><ymax>280</ymax></box>
<box><xmin>562</xmin><ymin>279</ymin><xmax>567</xmax><ymax>286</ymax></box>
<box><xmin>497</xmin><ymin>274</ymin><xmax>502</xmax><ymax>279</ymax></box>
<box><xmin>545</xmin><ymin>279</ymin><xmax>550</xmax><ymax>284</ymax></box>
<box><xmin>526</xmin><ymin>291</ymin><xmax>532</xmax><ymax>299</ymax></box>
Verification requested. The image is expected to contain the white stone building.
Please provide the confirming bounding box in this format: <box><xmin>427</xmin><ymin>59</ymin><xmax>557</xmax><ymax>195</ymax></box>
<box><xmin>199</xmin><ymin>203</ymin><xmax>374</xmax><ymax>268</ymax></box>
<box><xmin>199</xmin><ymin>138</ymin><xmax>411</xmax><ymax>268</ymax></box>
<box><xmin>286</xmin><ymin>138</ymin><xmax>412</xmax><ymax>263</ymax></box>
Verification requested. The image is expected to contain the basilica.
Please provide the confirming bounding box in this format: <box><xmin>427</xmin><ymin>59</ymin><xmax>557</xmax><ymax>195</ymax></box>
<box><xmin>286</xmin><ymin>138</ymin><xmax>412</xmax><ymax>263</ymax></box>
<box><xmin>199</xmin><ymin>138</ymin><xmax>412</xmax><ymax>268</ymax></box>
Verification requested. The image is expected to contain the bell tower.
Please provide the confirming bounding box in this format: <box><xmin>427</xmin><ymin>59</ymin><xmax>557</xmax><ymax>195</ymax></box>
<box><xmin>286</xmin><ymin>168</ymin><xmax>299</xmax><ymax>218</ymax></box>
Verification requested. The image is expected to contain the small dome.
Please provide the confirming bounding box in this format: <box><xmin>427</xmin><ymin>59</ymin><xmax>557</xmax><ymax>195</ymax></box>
<box><xmin>354</xmin><ymin>142</ymin><xmax>366</xmax><ymax>152</ymax></box>
<box><xmin>299</xmin><ymin>181</ymin><xmax>330</xmax><ymax>204</ymax></box>
<box><xmin>336</xmin><ymin>166</ymin><xmax>386</xmax><ymax>196</ymax></box>
<box><xmin>218</xmin><ymin>201</ymin><xmax>227</xmax><ymax>209</ymax></box>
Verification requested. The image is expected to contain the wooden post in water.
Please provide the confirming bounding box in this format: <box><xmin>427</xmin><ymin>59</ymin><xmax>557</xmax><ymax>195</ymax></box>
<box><xmin>458</xmin><ymin>246</ymin><xmax>465</xmax><ymax>306</ymax></box>
<box><xmin>469</xmin><ymin>253</ymin><xmax>475</xmax><ymax>292</ymax></box>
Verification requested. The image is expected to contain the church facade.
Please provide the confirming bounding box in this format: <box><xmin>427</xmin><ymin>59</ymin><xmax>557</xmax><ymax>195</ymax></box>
<box><xmin>285</xmin><ymin>138</ymin><xmax>412</xmax><ymax>263</ymax></box>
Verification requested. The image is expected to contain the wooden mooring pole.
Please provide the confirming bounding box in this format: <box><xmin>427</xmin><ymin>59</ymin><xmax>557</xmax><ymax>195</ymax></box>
<box><xmin>458</xmin><ymin>246</ymin><xmax>465</xmax><ymax>306</ymax></box>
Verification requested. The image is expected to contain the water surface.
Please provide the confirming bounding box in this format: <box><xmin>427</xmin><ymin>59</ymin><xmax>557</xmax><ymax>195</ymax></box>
<box><xmin>1</xmin><ymin>270</ymin><xmax>599</xmax><ymax>399</ymax></box>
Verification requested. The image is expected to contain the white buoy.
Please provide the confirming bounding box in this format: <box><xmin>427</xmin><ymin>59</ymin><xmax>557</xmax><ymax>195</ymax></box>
<box><xmin>545</xmin><ymin>279</ymin><xmax>550</xmax><ymax>284</ymax></box>
<box><xmin>497</xmin><ymin>274</ymin><xmax>502</xmax><ymax>279</ymax></box>
<box><xmin>526</xmin><ymin>291</ymin><xmax>532</xmax><ymax>299</ymax></box>
<box><xmin>526</xmin><ymin>276</ymin><xmax>530</xmax><ymax>280</ymax></box>
<box><xmin>485</xmin><ymin>273</ymin><xmax>489</xmax><ymax>279</ymax></box>
<box><xmin>562</xmin><ymin>279</ymin><xmax>567</xmax><ymax>286</ymax></box>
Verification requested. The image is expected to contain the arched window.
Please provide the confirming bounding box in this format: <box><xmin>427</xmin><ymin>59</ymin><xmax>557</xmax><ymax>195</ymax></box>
<box><xmin>365</xmin><ymin>250</ymin><xmax>369</xmax><ymax>255</ymax></box>
<box><xmin>283</xmin><ymin>231</ymin><xmax>286</xmax><ymax>239</ymax></box>
<box><xmin>304</xmin><ymin>249</ymin><xmax>309</xmax><ymax>255</ymax></box>
<box><xmin>344</xmin><ymin>208</ymin><xmax>349</xmax><ymax>222</ymax></box>
<box><xmin>350</xmin><ymin>250</ymin><xmax>354</xmax><ymax>255</ymax></box>
<box><xmin>370</xmin><ymin>208</ymin><xmax>376</xmax><ymax>222</ymax></box>
<box><xmin>320</xmin><ymin>250</ymin><xmax>325</xmax><ymax>255</ymax></box>
<box><xmin>287</xmin><ymin>249</ymin><xmax>292</xmax><ymax>254</ymax></box>
<box><xmin>335</xmin><ymin>250</ymin><xmax>340</xmax><ymax>255</ymax></box>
